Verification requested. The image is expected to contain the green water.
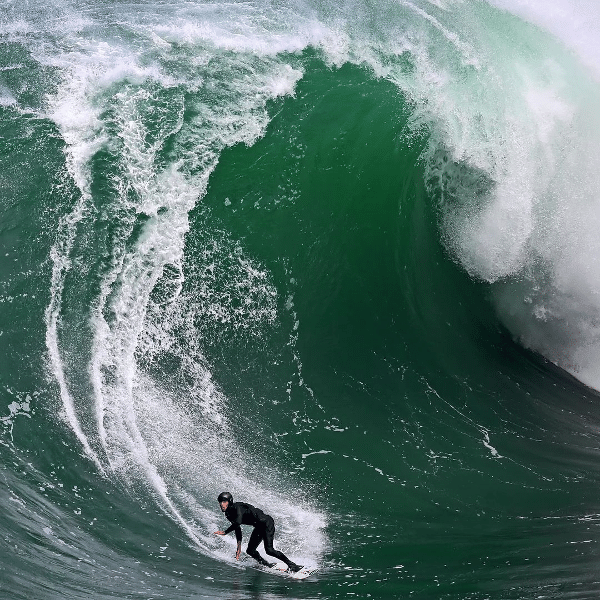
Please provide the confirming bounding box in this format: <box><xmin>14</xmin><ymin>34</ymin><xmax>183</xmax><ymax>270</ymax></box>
<box><xmin>2</xmin><ymin>2</ymin><xmax>600</xmax><ymax>599</ymax></box>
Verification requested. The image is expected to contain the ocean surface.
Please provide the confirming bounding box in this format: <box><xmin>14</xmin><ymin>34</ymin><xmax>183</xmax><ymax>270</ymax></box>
<box><xmin>2</xmin><ymin>1</ymin><xmax>600</xmax><ymax>598</ymax></box>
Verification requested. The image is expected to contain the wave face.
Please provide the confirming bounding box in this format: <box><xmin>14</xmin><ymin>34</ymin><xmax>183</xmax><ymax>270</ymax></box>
<box><xmin>2</xmin><ymin>1</ymin><xmax>600</xmax><ymax>598</ymax></box>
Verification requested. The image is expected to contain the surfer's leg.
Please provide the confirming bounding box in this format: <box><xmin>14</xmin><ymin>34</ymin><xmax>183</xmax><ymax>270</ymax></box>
<box><xmin>262</xmin><ymin>517</ymin><xmax>303</xmax><ymax>572</ymax></box>
<box><xmin>246</xmin><ymin>527</ymin><xmax>273</xmax><ymax>567</ymax></box>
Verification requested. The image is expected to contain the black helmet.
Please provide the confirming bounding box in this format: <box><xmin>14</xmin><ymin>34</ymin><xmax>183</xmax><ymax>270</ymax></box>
<box><xmin>218</xmin><ymin>491</ymin><xmax>233</xmax><ymax>505</ymax></box>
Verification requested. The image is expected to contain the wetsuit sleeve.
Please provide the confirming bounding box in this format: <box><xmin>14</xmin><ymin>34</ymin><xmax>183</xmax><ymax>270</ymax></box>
<box><xmin>224</xmin><ymin>523</ymin><xmax>242</xmax><ymax>542</ymax></box>
<box><xmin>224</xmin><ymin>505</ymin><xmax>243</xmax><ymax>542</ymax></box>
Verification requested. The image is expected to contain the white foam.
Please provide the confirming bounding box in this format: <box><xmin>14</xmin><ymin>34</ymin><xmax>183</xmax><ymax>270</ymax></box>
<box><xmin>0</xmin><ymin>83</ymin><xmax>16</xmax><ymax>106</ymax></box>
<box><xmin>45</xmin><ymin>195</ymin><xmax>106</xmax><ymax>474</ymax></box>
<box><xmin>487</xmin><ymin>0</ymin><xmax>600</xmax><ymax>80</ymax></box>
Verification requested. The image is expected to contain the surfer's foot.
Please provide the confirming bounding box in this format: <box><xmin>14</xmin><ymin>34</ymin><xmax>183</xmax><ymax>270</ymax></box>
<box><xmin>287</xmin><ymin>563</ymin><xmax>303</xmax><ymax>573</ymax></box>
<box><xmin>258</xmin><ymin>559</ymin><xmax>275</xmax><ymax>567</ymax></box>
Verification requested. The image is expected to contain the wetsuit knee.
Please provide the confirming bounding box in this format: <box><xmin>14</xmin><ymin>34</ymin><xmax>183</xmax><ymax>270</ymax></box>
<box><xmin>247</xmin><ymin>548</ymin><xmax>273</xmax><ymax>567</ymax></box>
<box><xmin>263</xmin><ymin>545</ymin><xmax>287</xmax><ymax>561</ymax></box>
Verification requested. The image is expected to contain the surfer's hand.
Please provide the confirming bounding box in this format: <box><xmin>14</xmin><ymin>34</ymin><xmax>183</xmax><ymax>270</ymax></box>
<box><xmin>214</xmin><ymin>531</ymin><xmax>226</xmax><ymax>535</ymax></box>
<box><xmin>235</xmin><ymin>546</ymin><xmax>241</xmax><ymax>560</ymax></box>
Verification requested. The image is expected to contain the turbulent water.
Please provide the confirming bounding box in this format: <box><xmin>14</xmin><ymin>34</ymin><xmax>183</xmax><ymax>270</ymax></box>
<box><xmin>2</xmin><ymin>1</ymin><xmax>600</xmax><ymax>598</ymax></box>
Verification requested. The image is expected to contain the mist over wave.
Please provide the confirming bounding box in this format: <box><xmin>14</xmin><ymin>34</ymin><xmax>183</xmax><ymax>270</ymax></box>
<box><xmin>454</xmin><ymin>0</ymin><xmax>600</xmax><ymax>389</ymax></box>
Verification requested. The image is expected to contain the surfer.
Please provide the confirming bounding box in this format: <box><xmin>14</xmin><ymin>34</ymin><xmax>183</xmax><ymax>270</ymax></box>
<box><xmin>214</xmin><ymin>491</ymin><xmax>303</xmax><ymax>573</ymax></box>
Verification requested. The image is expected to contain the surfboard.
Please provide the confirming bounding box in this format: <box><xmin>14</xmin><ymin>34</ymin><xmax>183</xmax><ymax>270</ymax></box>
<box><xmin>259</xmin><ymin>561</ymin><xmax>317</xmax><ymax>579</ymax></box>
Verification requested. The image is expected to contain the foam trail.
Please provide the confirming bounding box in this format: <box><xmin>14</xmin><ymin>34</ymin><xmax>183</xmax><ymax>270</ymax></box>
<box><xmin>88</xmin><ymin>87</ymin><xmax>190</xmax><ymax>466</ymax></box>
<box><xmin>44</xmin><ymin>59</ymin><xmax>110</xmax><ymax>473</ymax></box>
<box><xmin>45</xmin><ymin>198</ymin><xmax>106</xmax><ymax>475</ymax></box>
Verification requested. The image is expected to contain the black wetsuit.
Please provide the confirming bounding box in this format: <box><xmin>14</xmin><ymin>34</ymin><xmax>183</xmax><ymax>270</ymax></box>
<box><xmin>223</xmin><ymin>502</ymin><xmax>299</xmax><ymax>570</ymax></box>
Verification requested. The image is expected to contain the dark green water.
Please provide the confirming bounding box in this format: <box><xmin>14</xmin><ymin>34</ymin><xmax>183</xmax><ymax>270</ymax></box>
<box><xmin>3</xmin><ymin>1</ymin><xmax>600</xmax><ymax>598</ymax></box>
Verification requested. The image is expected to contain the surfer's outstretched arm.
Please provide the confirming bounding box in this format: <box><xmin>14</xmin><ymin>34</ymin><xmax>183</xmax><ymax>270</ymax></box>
<box><xmin>214</xmin><ymin>522</ymin><xmax>243</xmax><ymax>559</ymax></box>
